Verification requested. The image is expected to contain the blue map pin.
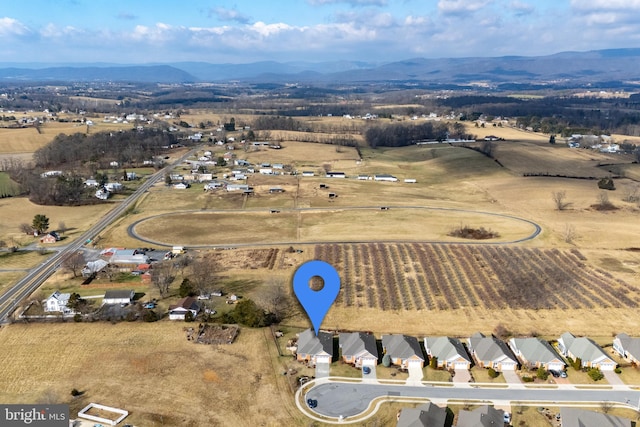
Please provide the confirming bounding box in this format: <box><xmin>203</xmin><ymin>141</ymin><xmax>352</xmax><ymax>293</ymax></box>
<box><xmin>293</xmin><ymin>260</ymin><xmax>340</xmax><ymax>336</ymax></box>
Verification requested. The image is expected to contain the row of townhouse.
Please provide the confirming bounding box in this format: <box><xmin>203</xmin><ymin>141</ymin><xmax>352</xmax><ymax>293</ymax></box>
<box><xmin>295</xmin><ymin>329</ymin><xmax>626</xmax><ymax>373</ymax></box>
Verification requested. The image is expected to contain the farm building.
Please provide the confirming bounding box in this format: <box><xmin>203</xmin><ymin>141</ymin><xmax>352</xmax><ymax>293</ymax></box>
<box><xmin>204</xmin><ymin>182</ymin><xmax>223</xmax><ymax>191</ymax></box>
<box><xmin>226</xmin><ymin>184</ymin><xmax>250</xmax><ymax>192</ymax></box>
<box><xmin>173</xmin><ymin>182</ymin><xmax>189</xmax><ymax>189</ymax></box>
<box><xmin>109</xmin><ymin>249</ymin><xmax>149</xmax><ymax>266</ymax></box>
<box><xmin>81</xmin><ymin>259</ymin><xmax>108</xmax><ymax>277</ymax></box>
<box><xmin>168</xmin><ymin>297</ymin><xmax>201</xmax><ymax>320</ymax></box>
<box><xmin>326</xmin><ymin>171</ymin><xmax>346</xmax><ymax>178</ymax></box>
<box><xmin>373</xmin><ymin>174</ymin><xmax>398</xmax><ymax>182</ymax></box>
<box><xmin>357</xmin><ymin>175</ymin><xmax>371</xmax><ymax>180</ymax></box>
<box><xmin>296</xmin><ymin>328</ymin><xmax>333</xmax><ymax>366</ymax></box>
<box><xmin>269</xmin><ymin>187</ymin><xmax>285</xmax><ymax>193</ymax></box>
<box><xmin>404</xmin><ymin>178</ymin><xmax>417</xmax><ymax>183</ymax></box>
<box><xmin>105</xmin><ymin>182</ymin><xmax>123</xmax><ymax>192</ymax></box>
<box><xmin>84</xmin><ymin>179</ymin><xmax>99</xmax><ymax>187</ymax></box>
<box><xmin>259</xmin><ymin>168</ymin><xmax>273</xmax><ymax>175</ymax></box>
<box><xmin>301</xmin><ymin>171</ymin><xmax>315</xmax><ymax>177</ymax></box>
<box><xmin>103</xmin><ymin>290</ymin><xmax>135</xmax><ymax>305</ymax></box>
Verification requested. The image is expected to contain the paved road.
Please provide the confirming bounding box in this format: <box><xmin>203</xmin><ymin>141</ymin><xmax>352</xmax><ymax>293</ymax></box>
<box><xmin>304</xmin><ymin>380</ymin><xmax>640</xmax><ymax>419</ymax></box>
<box><xmin>0</xmin><ymin>148</ymin><xmax>199</xmax><ymax>323</ymax></box>
<box><xmin>127</xmin><ymin>206</ymin><xmax>542</xmax><ymax>248</ymax></box>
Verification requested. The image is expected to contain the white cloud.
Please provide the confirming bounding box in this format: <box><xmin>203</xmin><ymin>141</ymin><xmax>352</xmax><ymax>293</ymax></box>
<box><xmin>0</xmin><ymin>17</ymin><xmax>31</xmax><ymax>37</ymax></box>
<box><xmin>438</xmin><ymin>0</ymin><xmax>490</xmax><ymax>15</ymax></box>
<box><xmin>308</xmin><ymin>0</ymin><xmax>387</xmax><ymax>6</ymax></box>
<box><xmin>210</xmin><ymin>7</ymin><xmax>252</xmax><ymax>24</ymax></box>
<box><xmin>571</xmin><ymin>0</ymin><xmax>640</xmax><ymax>10</ymax></box>
<box><xmin>509</xmin><ymin>1</ymin><xmax>534</xmax><ymax>16</ymax></box>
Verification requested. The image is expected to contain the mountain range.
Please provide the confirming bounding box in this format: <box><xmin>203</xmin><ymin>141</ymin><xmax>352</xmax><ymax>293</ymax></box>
<box><xmin>1</xmin><ymin>48</ymin><xmax>640</xmax><ymax>85</ymax></box>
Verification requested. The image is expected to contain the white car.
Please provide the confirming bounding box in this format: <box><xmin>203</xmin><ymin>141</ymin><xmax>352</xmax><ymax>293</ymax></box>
<box><xmin>504</xmin><ymin>412</ymin><xmax>511</xmax><ymax>424</ymax></box>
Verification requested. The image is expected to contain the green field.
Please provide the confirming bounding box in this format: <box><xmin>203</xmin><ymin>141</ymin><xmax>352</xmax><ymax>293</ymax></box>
<box><xmin>0</xmin><ymin>172</ymin><xmax>21</xmax><ymax>197</ymax></box>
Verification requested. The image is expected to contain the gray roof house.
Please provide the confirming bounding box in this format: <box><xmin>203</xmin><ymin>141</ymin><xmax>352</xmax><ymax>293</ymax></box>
<box><xmin>339</xmin><ymin>332</ymin><xmax>378</xmax><ymax>367</ymax></box>
<box><xmin>102</xmin><ymin>289</ymin><xmax>135</xmax><ymax>305</ymax></box>
<box><xmin>456</xmin><ymin>405</ymin><xmax>504</xmax><ymax>427</ymax></box>
<box><xmin>296</xmin><ymin>329</ymin><xmax>333</xmax><ymax>366</ymax></box>
<box><xmin>508</xmin><ymin>337</ymin><xmax>566</xmax><ymax>371</ymax></box>
<box><xmin>560</xmin><ymin>408</ymin><xmax>632</xmax><ymax>427</ymax></box>
<box><xmin>467</xmin><ymin>332</ymin><xmax>518</xmax><ymax>371</ymax></box>
<box><xmin>396</xmin><ymin>402</ymin><xmax>446</xmax><ymax>427</ymax></box>
<box><xmin>613</xmin><ymin>333</ymin><xmax>640</xmax><ymax>364</ymax></box>
<box><xmin>424</xmin><ymin>336</ymin><xmax>472</xmax><ymax>370</ymax></box>
<box><xmin>557</xmin><ymin>332</ymin><xmax>616</xmax><ymax>371</ymax></box>
<box><xmin>381</xmin><ymin>334</ymin><xmax>425</xmax><ymax>369</ymax></box>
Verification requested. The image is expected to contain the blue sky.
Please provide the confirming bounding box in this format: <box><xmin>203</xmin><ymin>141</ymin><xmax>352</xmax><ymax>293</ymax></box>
<box><xmin>1</xmin><ymin>0</ymin><xmax>639</xmax><ymax>64</ymax></box>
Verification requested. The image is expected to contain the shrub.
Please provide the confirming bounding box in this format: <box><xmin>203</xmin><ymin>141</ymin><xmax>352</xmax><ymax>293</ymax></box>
<box><xmin>572</xmin><ymin>357</ymin><xmax>582</xmax><ymax>371</ymax></box>
<box><xmin>382</xmin><ymin>354</ymin><xmax>391</xmax><ymax>367</ymax></box>
<box><xmin>587</xmin><ymin>367</ymin><xmax>604</xmax><ymax>381</ymax></box>
<box><xmin>598</xmin><ymin>177</ymin><xmax>615</xmax><ymax>190</ymax></box>
<box><xmin>184</xmin><ymin>311</ymin><xmax>195</xmax><ymax>322</ymax></box>
<box><xmin>487</xmin><ymin>368</ymin><xmax>499</xmax><ymax>379</ymax></box>
<box><xmin>70</xmin><ymin>388</ymin><xmax>81</xmax><ymax>397</ymax></box>
<box><xmin>615</xmin><ymin>367</ymin><xmax>622</xmax><ymax>374</ymax></box>
<box><xmin>143</xmin><ymin>310</ymin><xmax>159</xmax><ymax>322</ymax></box>
<box><xmin>522</xmin><ymin>375</ymin><xmax>534</xmax><ymax>383</ymax></box>
<box><xmin>536</xmin><ymin>367</ymin><xmax>549</xmax><ymax>380</ymax></box>
<box><xmin>73</xmin><ymin>313</ymin><xmax>82</xmax><ymax>323</ymax></box>
<box><xmin>429</xmin><ymin>356</ymin><xmax>438</xmax><ymax>369</ymax></box>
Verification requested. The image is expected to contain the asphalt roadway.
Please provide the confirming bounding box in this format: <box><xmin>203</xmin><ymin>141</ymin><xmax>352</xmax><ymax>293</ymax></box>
<box><xmin>303</xmin><ymin>380</ymin><xmax>640</xmax><ymax>420</ymax></box>
<box><xmin>0</xmin><ymin>147</ymin><xmax>198</xmax><ymax>322</ymax></box>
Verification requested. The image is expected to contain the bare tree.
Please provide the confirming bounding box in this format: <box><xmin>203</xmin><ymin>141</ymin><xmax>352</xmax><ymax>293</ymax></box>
<box><xmin>58</xmin><ymin>221</ymin><xmax>68</xmax><ymax>235</ymax></box>
<box><xmin>622</xmin><ymin>184</ymin><xmax>640</xmax><ymax>203</ymax></box>
<box><xmin>256</xmin><ymin>278</ymin><xmax>298</xmax><ymax>323</ymax></box>
<box><xmin>596</xmin><ymin>191</ymin><xmax>615</xmax><ymax>209</ymax></box>
<box><xmin>601</xmin><ymin>400</ymin><xmax>614</xmax><ymax>414</ymax></box>
<box><xmin>552</xmin><ymin>190</ymin><xmax>572</xmax><ymax>211</ymax></box>
<box><xmin>104</xmin><ymin>264</ymin><xmax>118</xmax><ymax>282</ymax></box>
<box><xmin>480</xmin><ymin>140</ymin><xmax>495</xmax><ymax>158</ymax></box>
<box><xmin>62</xmin><ymin>251</ymin><xmax>85</xmax><ymax>278</ymax></box>
<box><xmin>151</xmin><ymin>261</ymin><xmax>176</xmax><ymax>298</ymax></box>
<box><xmin>563</xmin><ymin>224</ymin><xmax>578</xmax><ymax>244</ymax></box>
<box><xmin>188</xmin><ymin>256</ymin><xmax>219</xmax><ymax>295</ymax></box>
<box><xmin>493</xmin><ymin>323</ymin><xmax>511</xmax><ymax>340</ymax></box>
<box><xmin>19</xmin><ymin>223</ymin><xmax>33</xmax><ymax>235</ymax></box>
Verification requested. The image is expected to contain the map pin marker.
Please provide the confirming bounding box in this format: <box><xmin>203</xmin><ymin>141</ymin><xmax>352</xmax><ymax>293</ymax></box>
<box><xmin>293</xmin><ymin>260</ymin><xmax>340</xmax><ymax>336</ymax></box>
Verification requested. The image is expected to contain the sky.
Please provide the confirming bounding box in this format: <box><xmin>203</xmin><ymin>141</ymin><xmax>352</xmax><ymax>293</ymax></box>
<box><xmin>1</xmin><ymin>0</ymin><xmax>640</xmax><ymax>64</ymax></box>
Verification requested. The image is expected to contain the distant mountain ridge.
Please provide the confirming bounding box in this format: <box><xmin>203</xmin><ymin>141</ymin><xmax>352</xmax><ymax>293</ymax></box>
<box><xmin>1</xmin><ymin>48</ymin><xmax>640</xmax><ymax>84</ymax></box>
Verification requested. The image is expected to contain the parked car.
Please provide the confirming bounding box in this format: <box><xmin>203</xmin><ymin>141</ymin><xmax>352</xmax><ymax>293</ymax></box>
<box><xmin>306</xmin><ymin>398</ymin><xmax>317</xmax><ymax>409</ymax></box>
<box><xmin>549</xmin><ymin>370</ymin><xmax>560</xmax><ymax>378</ymax></box>
<box><xmin>504</xmin><ymin>412</ymin><xmax>511</xmax><ymax>424</ymax></box>
<box><xmin>362</xmin><ymin>366</ymin><xmax>371</xmax><ymax>375</ymax></box>
<box><xmin>560</xmin><ymin>371</ymin><xmax>567</xmax><ymax>378</ymax></box>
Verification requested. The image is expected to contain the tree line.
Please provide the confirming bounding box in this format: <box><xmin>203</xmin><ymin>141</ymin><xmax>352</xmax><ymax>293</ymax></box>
<box><xmin>364</xmin><ymin>121</ymin><xmax>473</xmax><ymax>148</ymax></box>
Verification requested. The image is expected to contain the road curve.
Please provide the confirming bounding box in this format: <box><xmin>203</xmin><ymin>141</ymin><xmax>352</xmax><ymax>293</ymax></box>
<box><xmin>127</xmin><ymin>206</ymin><xmax>542</xmax><ymax>248</ymax></box>
<box><xmin>302</xmin><ymin>380</ymin><xmax>640</xmax><ymax>421</ymax></box>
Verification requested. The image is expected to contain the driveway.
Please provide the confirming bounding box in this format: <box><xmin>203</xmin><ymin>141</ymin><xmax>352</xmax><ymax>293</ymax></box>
<box><xmin>453</xmin><ymin>368</ymin><xmax>471</xmax><ymax>383</ymax></box>
<box><xmin>502</xmin><ymin>370</ymin><xmax>523</xmax><ymax>386</ymax></box>
<box><xmin>604</xmin><ymin>370</ymin><xmax>626</xmax><ymax>387</ymax></box>
<box><xmin>407</xmin><ymin>364</ymin><xmax>423</xmax><ymax>385</ymax></box>
<box><xmin>316</xmin><ymin>362</ymin><xmax>330</xmax><ymax>379</ymax></box>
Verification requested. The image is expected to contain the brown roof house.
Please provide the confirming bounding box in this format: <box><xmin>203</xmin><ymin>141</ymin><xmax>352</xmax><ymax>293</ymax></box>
<box><xmin>168</xmin><ymin>297</ymin><xmax>201</xmax><ymax>320</ymax></box>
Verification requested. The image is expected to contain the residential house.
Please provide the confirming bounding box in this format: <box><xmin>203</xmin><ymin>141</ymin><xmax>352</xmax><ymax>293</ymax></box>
<box><xmin>339</xmin><ymin>332</ymin><xmax>378</xmax><ymax>368</ymax></box>
<box><xmin>95</xmin><ymin>189</ymin><xmax>110</xmax><ymax>200</ymax></box>
<box><xmin>357</xmin><ymin>175</ymin><xmax>370</xmax><ymax>180</ymax></box>
<box><xmin>102</xmin><ymin>290</ymin><xmax>135</xmax><ymax>305</ymax></box>
<box><xmin>296</xmin><ymin>328</ymin><xmax>333</xmax><ymax>366</ymax></box>
<box><xmin>226</xmin><ymin>184</ymin><xmax>250</xmax><ymax>192</ymax></box>
<box><xmin>396</xmin><ymin>402</ymin><xmax>446</xmax><ymax>427</ymax></box>
<box><xmin>105</xmin><ymin>182</ymin><xmax>123</xmax><ymax>192</ymax></box>
<box><xmin>173</xmin><ymin>182</ymin><xmax>189</xmax><ymax>189</ymax></box>
<box><xmin>508</xmin><ymin>337</ymin><xmax>566</xmax><ymax>371</ymax></box>
<box><xmin>424</xmin><ymin>336</ymin><xmax>472</xmax><ymax>370</ymax></box>
<box><xmin>168</xmin><ymin>297</ymin><xmax>201</xmax><ymax>320</ymax></box>
<box><xmin>84</xmin><ymin>179</ymin><xmax>99</xmax><ymax>187</ymax></box>
<box><xmin>39</xmin><ymin>232</ymin><xmax>60</xmax><ymax>244</ymax></box>
<box><xmin>381</xmin><ymin>334</ymin><xmax>425</xmax><ymax>369</ymax></box>
<box><xmin>560</xmin><ymin>408</ymin><xmax>631</xmax><ymax>427</ymax></box>
<box><xmin>557</xmin><ymin>332</ymin><xmax>616</xmax><ymax>371</ymax></box>
<box><xmin>613</xmin><ymin>333</ymin><xmax>640</xmax><ymax>364</ymax></box>
<box><xmin>456</xmin><ymin>405</ymin><xmax>504</xmax><ymax>427</ymax></box>
<box><xmin>43</xmin><ymin>291</ymin><xmax>71</xmax><ymax>313</ymax></box>
<box><xmin>467</xmin><ymin>332</ymin><xmax>518</xmax><ymax>371</ymax></box>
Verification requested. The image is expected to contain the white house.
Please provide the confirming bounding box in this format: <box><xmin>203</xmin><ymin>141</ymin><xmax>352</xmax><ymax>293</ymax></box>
<box><xmin>43</xmin><ymin>291</ymin><xmax>71</xmax><ymax>313</ymax></box>
<box><xmin>373</xmin><ymin>174</ymin><xmax>398</xmax><ymax>182</ymax></box>
<box><xmin>103</xmin><ymin>290</ymin><xmax>135</xmax><ymax>305</ymax></box>
<box><xmin>95</xmin><ymin>189</ymin><xmax>110</xmax><ymax>200</ymax></box>
<box><xmin>259</xmin><ymin>168</ymin><xmax>273</xmax><ymax>175</ymax></box>
<box><xmin>84</xmin><ymin>179</ymin><xmax>99</xmax><ymax>187</ymax></box>
<box><xmin>168</xmin><ymin>297</ymin><xmax>201</xmax><ymax>320</ymax></box>
<box><xmin>301</xmin><ymin>171</ymin><xmax>315</xmax><ymax>177</ymax></box>
<box><xmin>174</xmin><ymin>182</ymin><xmax>189</xmax><ymax>189</ymax></box>
<box><xmin>326</xmin><ymin>171</ymin><xmax>346</xmax><ymax>178</ymax></box>
<box><xmin>105</xmin><ymin>182</ymin><xmax>123</xmax><ymax>192</ymax></box>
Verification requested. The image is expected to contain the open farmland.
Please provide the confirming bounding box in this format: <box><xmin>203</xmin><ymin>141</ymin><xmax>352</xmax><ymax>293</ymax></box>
<box><xmin>312</xmin><ymin>243</ymin><xmax>639</xmax><ymax>312</ymax></box>
<box><xmin>0</xmin><ymin>323</ymin><xmax>306</xmax><ymax>427</ymax></box>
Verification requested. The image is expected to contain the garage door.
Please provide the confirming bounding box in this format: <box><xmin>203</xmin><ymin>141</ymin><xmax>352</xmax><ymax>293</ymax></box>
<box><xmin>501</xmin><ymin>362</ymin><xmax>517</xmax><ymax>371</ymax></box>
<box><xmin>316</xmin><ymin>355</ymin><xmax>331</xmax><ymax>364</ymax></box>
<box><xmin>547</xmin><ymin>362</ymin><xmax>565</xmax><ymax>371</ymax></box>
<box><xmin>454</xmin><ymin>361</ymin><xmax>469</xmax><ymax>369</ymax></box>
<box><xmin>408</xmin><ymin>359</ymin><xmax>423</xmax><ymax>367</ymax></box>
<box><xmin>362</xmin><ymin>358</ymin><xmax>377</xmax><ymax>367</ymax></box>
<box><xmin>600</xmin><ymin>363</ymin><xmax>616</xmax><ymax>371</ymax></box>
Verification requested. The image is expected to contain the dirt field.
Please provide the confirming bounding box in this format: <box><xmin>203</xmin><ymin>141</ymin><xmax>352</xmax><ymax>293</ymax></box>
<box><xmin>0</xmin><ymin>323</ymin><xmax>307</xmax><ymax>426</ymax></box>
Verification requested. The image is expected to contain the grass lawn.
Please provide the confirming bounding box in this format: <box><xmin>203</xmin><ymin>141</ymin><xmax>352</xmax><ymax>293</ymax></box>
<box><xmin>423</xmin><ymin>366</ymin><xmax>453</xmax><ymax>382</ymax></box>
<box><xmin>470</xmin><ymin>367</ymin><xmax>506</xmax><ymax>383</ymax></box>
<box><xmin>376</xmin><ymin>365</ymin><xmax>409</xmax><ymax>381</ymax></box>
